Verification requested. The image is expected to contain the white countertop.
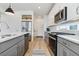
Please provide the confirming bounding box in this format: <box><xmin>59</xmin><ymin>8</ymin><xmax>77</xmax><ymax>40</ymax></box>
<box><xmin>58</xmin><ymin>35</ymin><xmax>79</xmax><ymax>44</ymax></box>
<box><xmin>0</xmin><ymin>32</ymin><xmax>30</xmax><ymax>43</ymax></box>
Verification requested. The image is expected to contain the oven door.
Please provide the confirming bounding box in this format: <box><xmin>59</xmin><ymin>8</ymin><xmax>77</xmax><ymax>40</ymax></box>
<box><xmin>49</xmin><ymin>35</ymin><xmax>57</xmax><ymax>56</ymax></box>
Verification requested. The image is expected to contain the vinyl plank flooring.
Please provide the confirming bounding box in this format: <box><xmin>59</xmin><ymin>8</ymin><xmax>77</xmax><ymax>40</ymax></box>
<box><xmin>24</xmin><ymin>37</ymin><xmax>51</xmax><ymax>56</ymax></box>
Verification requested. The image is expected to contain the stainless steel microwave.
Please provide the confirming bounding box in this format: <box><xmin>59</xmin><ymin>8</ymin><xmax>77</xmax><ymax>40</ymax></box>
<box><xmin>54</xmin><ymin>7</ymin><xmax>67</xmax><ymax>23</ymax></box>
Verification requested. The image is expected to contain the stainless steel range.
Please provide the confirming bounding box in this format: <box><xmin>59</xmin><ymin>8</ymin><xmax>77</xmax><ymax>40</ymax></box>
<box><xmin>48</xmin><ymin>33</ymin><xmax>57</xmax><ymax>56</ymax></box>
<box><xmin>48</xmin><ymin>32</ymin><xmax>75</xmax><ymax>56</ymax></box>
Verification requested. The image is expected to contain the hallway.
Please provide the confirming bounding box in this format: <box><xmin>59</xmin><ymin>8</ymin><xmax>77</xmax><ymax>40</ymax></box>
<box><xmin>25</xmin><ymin>37</ymin><xmax>51</xmax><ymax>56</ymax></box>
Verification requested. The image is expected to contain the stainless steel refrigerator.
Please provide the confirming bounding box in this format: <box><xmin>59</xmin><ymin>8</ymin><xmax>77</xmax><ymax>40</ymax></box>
<box><xmin>21</xmin><ymin>21</ymin><xmax>32</xmax><ymax>32</ymax></box>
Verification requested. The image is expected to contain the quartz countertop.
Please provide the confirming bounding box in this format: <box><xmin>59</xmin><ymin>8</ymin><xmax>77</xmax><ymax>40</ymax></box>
<box><xmin>0</xmin><ymin>32</ymin><xmax>30</xmax><ymax>43</ymax></box>
<box><xmin>58</xmin><ymin>35</ymin><xmax>79</xmax><ymax>44</ymax></box>
<box><xmin>47</xmin><ymin>31</ymin><xmax>79</xmax><ymax>44</ymax></box>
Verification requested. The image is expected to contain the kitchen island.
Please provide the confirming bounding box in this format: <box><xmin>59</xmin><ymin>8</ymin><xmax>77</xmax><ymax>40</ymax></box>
<box><xmin>0</xmin><ymin>32</ymin><xmax>30</xmax><ymax>56</ymax></box>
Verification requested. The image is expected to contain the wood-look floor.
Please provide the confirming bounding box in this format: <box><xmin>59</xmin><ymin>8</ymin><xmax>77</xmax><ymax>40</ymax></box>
<box><xmin>24</xmin><ymin>37</ymin><xmax>51</xmax><ymax>56</ymax></box>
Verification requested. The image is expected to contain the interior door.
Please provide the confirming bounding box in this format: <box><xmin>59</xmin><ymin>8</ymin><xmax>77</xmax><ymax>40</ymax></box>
<box><xmin>34</xmin><ymin>17</ymin><xmax>44</xmax><ymax>36</ymax></box>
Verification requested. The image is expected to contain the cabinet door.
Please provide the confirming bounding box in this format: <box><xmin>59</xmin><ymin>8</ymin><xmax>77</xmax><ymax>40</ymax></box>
<box><xmin>57</xmin><ymin>42</ymin><xmax>64</xmax><ymax>56</ymax></box>
<box><xmin>69</xmin><ymin>50</ymin><xmax>78</xmax><ymax>56</ymax></box>
<box><xmin>63</xmin><ymin>46</ymin><xmax>78</xmax><ymax>56</ymax></box>
<box><xmin>62</xmin><ymin>46</ymin><xmax>70</xmax><ymax>56</ymax></box>
<box><xmin>17</xmin><ymin>40</ymin><xmax>24</xmax><ymax>56</ymax></box>
<box><xmin>25</xmin><ymin>37</ymin><xmax>29</xmax><ymax>52</ymax></box>
<box><xmin>0</xmin><ymin>45</ymin><xmax>17</xmax><ymax>56</ymax></box>
<box><xmin>21</xmin><ymin>40</ymin><xmax>25</xmax><ymax>55</ymax></box>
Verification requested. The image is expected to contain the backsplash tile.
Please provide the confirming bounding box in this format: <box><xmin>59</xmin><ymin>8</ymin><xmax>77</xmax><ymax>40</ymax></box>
<box><xmin>55</xmin><ymin>22</ymin><xmax>79</xmax><ymax>31</ymax></box>
<box><xmin>69</xmin><ymin>24</ymin><xmax>77</xmax><ymax>30</ymax></box>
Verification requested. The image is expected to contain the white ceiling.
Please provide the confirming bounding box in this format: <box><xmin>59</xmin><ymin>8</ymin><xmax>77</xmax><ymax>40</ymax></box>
<box><xmin>0</xmin><ymin>3</ymin><xmax>54</xmax><ymax>16</ymax></box>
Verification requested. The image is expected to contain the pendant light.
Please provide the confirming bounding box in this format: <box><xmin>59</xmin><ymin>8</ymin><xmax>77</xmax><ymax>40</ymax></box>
<box><xmin>5</xmin><ymin>3</ymin><xmax>14</xmax><ymax>15</ymax></box>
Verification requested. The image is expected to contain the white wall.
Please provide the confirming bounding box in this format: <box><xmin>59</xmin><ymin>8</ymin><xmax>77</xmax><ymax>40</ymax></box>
<box><xmin>43</xmin><ymin>15</ymin><xmax>48</xmax><ymax>31</ymax></box>
<box><xmin>0</xmin><ymin>10</ymin><xmax>33</xmax><ymax>33</ymax></box>
<box><xmin>1</xmin><ymin>13</ymin><xmax>21</xmax><ymax>32</ymax></box>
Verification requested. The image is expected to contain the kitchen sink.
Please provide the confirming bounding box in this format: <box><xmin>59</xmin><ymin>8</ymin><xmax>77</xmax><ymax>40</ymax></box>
<box><xmin>0</xmin><ymin>34</ymin><xmax>16</xmax><ymax>39</ymax></box>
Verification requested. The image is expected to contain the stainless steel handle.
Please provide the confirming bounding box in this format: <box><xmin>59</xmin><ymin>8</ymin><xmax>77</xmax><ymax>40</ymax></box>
<box><xmin>49</xmin><ymin>36</ymin><xmax>56</xmax><ymax>40</ymax></box>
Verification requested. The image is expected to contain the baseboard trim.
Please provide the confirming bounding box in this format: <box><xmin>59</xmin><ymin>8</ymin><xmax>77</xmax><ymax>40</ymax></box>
<box><xmin>35</xmin><ymin>36</ymin><xmax>43</xmax><ymax>38</ymax></box>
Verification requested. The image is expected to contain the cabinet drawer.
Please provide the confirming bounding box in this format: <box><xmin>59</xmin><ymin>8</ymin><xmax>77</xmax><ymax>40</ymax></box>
<box><xmin>58</xmin><ymin>37</ymin><xmax>69</xmax><ymax>46</ymax></box>
<box><xmin>0</xmin><ymin>45</ymin><xmax>17</xmax><ymax>56</ymax></box>
<box><xmin>0</xmin><ymin>36</ymin><xmax>24</xmax><ymax>54</ymax></box>
<box><xmin>58</xmin><ymin>37</ymin><xmax>79</xmax><ymax>55</ymax></box>
<box><xmin>67</xmin><ymin>41</ymin><xmax>79</xmax><ymax>55</ymax></box>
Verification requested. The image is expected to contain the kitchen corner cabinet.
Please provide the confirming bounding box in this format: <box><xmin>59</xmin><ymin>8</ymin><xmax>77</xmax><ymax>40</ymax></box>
<box><xmin>0</xmin><ymin>35</ymin><xmax>28</xmax><ymax>56</ymax></box>
<box><xmin>57</xmin><ymin>37</ymin><xmax>79</xmax><ymax>56</ymax></box>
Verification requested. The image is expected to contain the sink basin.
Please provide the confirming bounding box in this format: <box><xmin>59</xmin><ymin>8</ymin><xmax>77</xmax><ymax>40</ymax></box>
<box><xmin>0</xmin><ymin>34</ymin><xmax>16</xmax><ymax>39</ymax></box>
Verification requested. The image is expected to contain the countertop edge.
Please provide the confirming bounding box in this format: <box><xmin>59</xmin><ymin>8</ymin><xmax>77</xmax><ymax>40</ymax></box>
<box><xmin>0</xmin><ymin>32</ymin><xmax>30</xmax><ymax>44</ymax></box>
<box><xmin>57</xmin><ymin>35</ymin><xmax>79</xmax><ymax>45</ymax></box>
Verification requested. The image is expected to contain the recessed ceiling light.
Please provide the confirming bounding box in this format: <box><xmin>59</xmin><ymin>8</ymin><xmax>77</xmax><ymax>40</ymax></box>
<box><xmin>38</xmin><ymin>6</ymin><xmax>40</xmax><ymax>9</ymax></box>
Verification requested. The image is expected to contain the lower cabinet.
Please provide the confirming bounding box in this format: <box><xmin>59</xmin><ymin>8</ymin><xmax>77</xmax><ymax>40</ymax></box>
<box><xmin>57</xmin><ymin>42</ymin><xmax>63</xmax><ymax>56</ymax></box>
<box><xmin>62</xmin><ymin>45</ymin><xmax>70</xmax><ymax>56</ymax></box>
<box><xmin>0</xmin><ymin>35</ymin><xmax>28</xmax><ymax>56</ymax></box>
<box><xmin>57</xmin><ymin>42</ymin><xmax>78</xmax><ymax>56</ymax></box>
<box><xmin>24</xmin><ymin>34</ymin><xmax>29</xmax><ymax>53</ymax></box>
<box><xmin>24</xmin><ymin>37</ymin><xmax>29</xmax><ymax>53</ymax></box>
<box><xmin>0</xmin><ymin>45</ymin><xmax>17</xmax><ymax>56</ymax></box>
<box><xmin>57</xmin><ymin>42</ymin><xmax>69</xmax><ymax>56</ymax></box>
<box><xmin>17</xmin><ymin>40</ymin><xmax>25</xmax><ymax>56</ymax></box>
<box><xmin>69</xmin><ymin>50</ymin><xmax>78</xmax><ymax>56</ymax></box>
<box><xmin>57</xmin><ymin>37</ymin><xmax>78</xmax><ymax>56</ymax></box>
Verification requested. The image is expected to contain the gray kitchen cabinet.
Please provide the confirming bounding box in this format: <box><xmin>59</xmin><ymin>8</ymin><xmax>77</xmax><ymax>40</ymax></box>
<box><xmin>62</xmin><ymin>45</ymin><xmax>70</xmax><ymax>56</ymax></box>
<box><xmin>57</xmin><ymin>37</ymin><xmax>79</xmax><ymax>56</ymax></box>
<box><xmin>0</xmin><ymin>36</ymin><xmax>22</xmax><ymax>54</ymax></box>
<box><xmin>57</xmin><ymin>42</ymin><xmax>77</xmax><ymax>56</ymax></box>
<box><xmin>69</xmin><ymin>50</ymin><xmax>78</xmax><ymax>56</ymax></box>
<box><xmin>63</xmin><ymin>45</ymin><xmax>78</xmax><ymax>56</ymax></box>
<box><xmin>57</xmin><ymin>42</ymin><xmax>70</xmax><ymax>56</ymax></box>
<box><xmin>57</xmin><ymin>42</ymin><xmax>64</xmax><ymax>56</ymax></box>
<box><xmin>17</xmin><ymin>39</ymin><xmax>25</xmax><ymax>56</ymax></box>
<box><xmin>0</xmin><ymin>35</ymin><xmax>26</xmax><ymax>56</ymax></box>
<box><xmin>0</xmin><ymin>45</ymin><xmax>17</xmax><ymax>56</ymax></box>
<box><xmin>24</xmin><ymin>34</ymin><xmax>29</xmax><ymax>53</ymax></box>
